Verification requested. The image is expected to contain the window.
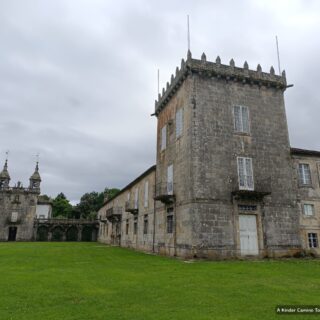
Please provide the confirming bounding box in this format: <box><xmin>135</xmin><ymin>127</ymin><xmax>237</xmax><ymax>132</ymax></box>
<box><xmin>39</xmin><ymin>214</ymin><xmax>45</xmax><ymax>219</ymax></box>
<box><xmin>134</xmin><ymin>188</ymin><xmax>139</xmax><ymax>209</ymax></box>
<box><xmin>161</xmin><ymin>125</ymin><xmax>167</xmax><ymax>151</ymax></box>
<box><xmin>167</xmin><ymin>208</ymin><xmax>174</xmax><ymax>234</ymax></box>
<box><xmin>167</xmin><ymin>165</ymin><xmax>173</xmax><ymax>195</ymax></box>
<box><xmin>167</xmin><ymin>216</ymin><xmax>174</xmax><ymax>234</ymax></box>
<box><xmin>233</xmin><ymin>105</ymin><xmax>250</xmax><ymax>133</ymax></box>
<box><xmin>308</xmin><ymin>233</ymin><xmax>318</xmax><ymax>248</ymax></box>
<box><xmin>238</xmin><ymin>205</ymin><xmax>257</xmax><ymax>212</ymax></box>
<box><xmin>144</xmin><ymin>181</ymin><xmax>149</xmax><ymax>208</ymax></box>
<box><xmin>126</xmin><ymin>219</ymin><xmax>129</xmax><ymax>235</ymax></box>
<box><xmin>303</xmin><ymin>204</ymin><xmax>314</xmax><ymax>216</ymax></box>
<box><xmin>11</xmin><ymin>212</ymin><xmax>18</xmax><ymax>222</ymax></box>
<box><xmin>127</xmin><ymin>192</ymin><xmax>130</xmax><ymax>201</ymax></box>
<box><xmin>143</xmin><ymin>215</ymin><xmax>148</xmax><ymax>234</ymax></box>
<box><xmin>299</xmin><ymin>164</ymin><xmax>312</xmax><ymax>186</ymax></box>
<box><xmin>237</xmin><ymin>157</ymin><xmax>254</xmax><ymax>190</ymax></box>
<box><xmin>175</xmin><ymin>108</ymin><xmax>183</xmax><ymax>138</ymax></box>
<box><xmin>134</xmin><ymin>216</ymin><xmax>138</xmax><ymax>235</ymax></box>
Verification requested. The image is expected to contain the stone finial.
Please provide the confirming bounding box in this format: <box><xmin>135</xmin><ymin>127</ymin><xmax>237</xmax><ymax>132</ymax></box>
<box><xmin>166</xmin><ymin>82</ymin><xmax>169</xmax><ymax>89</ymax></box>
<box><xmin>171</xmin><ymin>74</ymin><xmax>174</xmax><ymax>83</ymax></box>
<box><xmin>257</xmin><ymin>64</ymin><xmax>262</xmax><ymax>72</ymax></box>
<box><xmin>229</xmin><ymin>59</ymin><xmax>235</xmax><ymax>67</ymax></box>
<box><xmin>201</xmin><ymin>52</ymin><xmax>206</xmax><ymax>62</ymax></box>
<box><xmin>158</xmin><ymin>93</ymin><xmax>161</xmax><ymax>100</ymax></box>
<box><xmin>175</xmin><ymin>67</ymin><xmax>179</xmax><ymax>76</ymax></box>
<box><xmin>162</xmin><ymin>88</ymin><xmax>165</xmax><ymax>95</ymax></box>
<box><xmin>270</xmin><ymin>66</ymin><xmax>275</xmax><ymax>75</ymax></box>
<box><xmin>282</xmin><ymin>70</ymin><xmax>286</xmax><ymax>78</ymax></box>
<box><xmin>244</xmin><ymin>61</ymin><xmax>249</xmax><ymax>70</ymax></box>
<box><xmin>187</xmin><ymin>50</ymin><xmax>192</xmax><ymax>60</ymax></box>
<box><xmin>216</xmin><ymin>56</ymin><xmax>221</xmax><ymax>65</ymax></box>
<box><xmin>181</xmin><ymin>58</ymin><xmax>185</xmax><ymax>69</ymax></box>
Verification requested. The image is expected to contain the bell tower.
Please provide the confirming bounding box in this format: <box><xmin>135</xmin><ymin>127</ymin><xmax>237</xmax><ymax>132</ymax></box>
<box><xmin>0</xmin><ymin>159</ymin><xmax>10</xmax><ymax>189</ymax></box>
<box><xmin>29</xmin><ymin>162</ymin><xmax>41</xmax><ymax>193</ymax></box>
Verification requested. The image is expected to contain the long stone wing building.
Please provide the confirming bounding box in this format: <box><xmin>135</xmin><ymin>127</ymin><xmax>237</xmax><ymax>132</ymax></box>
<box><xmin>98</xmin><ymin>51</ymin><xmax>320</xmax><ymax>259</ymax></box>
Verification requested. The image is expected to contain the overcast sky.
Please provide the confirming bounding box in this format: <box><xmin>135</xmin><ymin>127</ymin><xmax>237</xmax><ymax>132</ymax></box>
<box><xmin>0</xmin><ymin>0</ymin><xmax>319</xmax><ymax>202</ymax></box>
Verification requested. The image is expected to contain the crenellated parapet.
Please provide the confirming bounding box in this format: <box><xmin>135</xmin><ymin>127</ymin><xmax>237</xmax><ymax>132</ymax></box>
<box><xmin>154</xmin><ymin>51</ymin><xmax>287</xmax><ymax>115</ymax></box>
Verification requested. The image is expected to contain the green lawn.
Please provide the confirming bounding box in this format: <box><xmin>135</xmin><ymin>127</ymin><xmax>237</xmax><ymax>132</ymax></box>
<box><xmin>0</xmin><ymin>243</ymin><xmax>319</xmax><ymax>320</ymax></box>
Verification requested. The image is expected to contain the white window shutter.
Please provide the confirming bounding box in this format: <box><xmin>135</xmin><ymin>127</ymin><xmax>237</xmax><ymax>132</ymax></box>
<box><xmin>134</xmin><ymin>188</ymin><xmax>139</xmax><ymax>209</ymax></box>
<box><xmin>241</xmin><ymin>106</ymin><xmax>249</xmax><ymax>133</ymax></box>
<box><xmin>167</xmin><ymin>165</ymin><xmax>173</xmax><ymax>195</ymax></box>
<box><xmin>176</xmin><ymin>109</ymin><xmax>183</xmax><ymax>137</ymax></box>
<box><xmin>144</xmin><ymin>181</ymin><xmax>149</xmax><ymax>207</ymax></box>
<box><xmin>161</xmin><ymin>125</ymin><xmax>166</xmax><ymax>151</ymax></box>
<box><xmin>237</xmin><ymin>158</ymin><xmax>245</xmax><ymax>188</ymax></box>
<box><xmin>245</xmin><ymin>158</ymin><xmax>254</xmax><ymax>190</ymax></box>
<box><xmin>237</xmin><ymin>157</ymin><xmax>254</xmax><ymax>190</ymax></box>
<box><xmin>234</xmin><ymin>106</ymin><xmax>241</xmax><ymax>132</ymax></box>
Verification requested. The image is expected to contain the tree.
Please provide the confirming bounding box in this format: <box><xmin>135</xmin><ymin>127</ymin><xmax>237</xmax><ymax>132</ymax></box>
<box><xmin>76</xmin><ymin>187</ymin><xmax>120</xmax><ymax>219</ymax></box>
<box><xmin>104</xmin><ymin>188</ymin><xmax>120</xmax><ymax>200</ymax></box>
<box><xmin>52</xmin><ymin>193</ymin><xmax>73</xmax><ymax>218</ymax></box>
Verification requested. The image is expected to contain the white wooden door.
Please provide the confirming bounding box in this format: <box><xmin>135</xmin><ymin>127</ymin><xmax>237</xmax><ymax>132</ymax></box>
<box><xmin>239</xmin><ymin>215</ymin><xmax>258</xmax><ymax>255</ymax></box>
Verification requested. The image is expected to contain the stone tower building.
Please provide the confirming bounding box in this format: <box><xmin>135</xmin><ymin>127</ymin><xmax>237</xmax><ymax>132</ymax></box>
<box><xmin>98</xmin><ymin>51</ymin><xmax>320</xmax><ymax>259</ymax></box>
<box><xmin>154</xmin><ymin>52</ymin><xmax>300</xmax><ymax>258</ymax></box>
<box><xmin>0</xmin><ymin>160</ymin><xmax>41</xmax><ymax>241</ymax></box>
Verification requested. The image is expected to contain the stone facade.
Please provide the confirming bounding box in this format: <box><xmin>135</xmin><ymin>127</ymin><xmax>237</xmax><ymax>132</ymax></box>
<box><xmin>0</xmin><ymin>160</ymin><xmax>41</xmax><ymax>241</ymax></box>
<box><xmin>291</xmin><ymin>148</ymin><xmax>320</xmax><ymax>256</ymax></box>
<box><xmin>98</xmin><ymin>51</ymin><xmax>319</xmax><ymax>259</ymax></box>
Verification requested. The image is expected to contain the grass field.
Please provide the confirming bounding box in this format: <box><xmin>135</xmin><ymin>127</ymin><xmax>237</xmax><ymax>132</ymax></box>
<box><xmin>0</xmin><ymin>242</ymin><xmax>319</xmax><ymax>320</ymax></box>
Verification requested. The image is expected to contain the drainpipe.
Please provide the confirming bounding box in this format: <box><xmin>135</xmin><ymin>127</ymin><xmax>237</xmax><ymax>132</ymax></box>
<box><xmin>152</xmin><ymin>186</ymin><xmax>156</xmax><ymax>253</ymax></box>
<box><xmin>174</xmin><ymin>200</ymin><xmax>177</xmax><ymax>256</ymax></box>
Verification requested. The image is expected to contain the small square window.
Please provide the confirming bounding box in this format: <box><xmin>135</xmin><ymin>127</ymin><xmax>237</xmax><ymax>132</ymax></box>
<box><xmin>303</xmin><ymin>204</ymin><xmax>314</xmax><ymax>216</ymax></box>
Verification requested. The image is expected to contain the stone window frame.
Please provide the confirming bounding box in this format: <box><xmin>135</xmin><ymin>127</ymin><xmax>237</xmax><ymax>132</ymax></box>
<box><xmin>308</xmin><ymin>233</ymin><xmax>318</xmax><ymax>248</ymax></box>
<box><xmin>298</xmin><ymin>163</ymin><xmax>312</xmax><ymax>187</ymax></box>
<box><xmin>303</xmin><ymin>203</ymin><xmax>315</xmax><ymax>216</ymax></box>
<box><xmin>233</xmin><ymin>105</ymin><xmax>250</xmax><ymax>135</ymax></box>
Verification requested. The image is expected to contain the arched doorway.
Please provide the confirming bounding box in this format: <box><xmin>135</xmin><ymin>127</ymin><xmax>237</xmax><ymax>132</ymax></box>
<box><xmin>51</xmin><ymin>226</ymin><xmax>64</xmax><ymax>241</ymax></box>
<box><xmin>37</xmin><ymin>226</ymin><xmax>49</xmax><ymax>241</ymax></box>
<box><xmin>66</xmin><ymin>226</ymin><xmax>78</xmax><ymax>241</ymax></box>
<box><xmin>81</xmin><ymin>226</ymin><xmax>93</xmax><ymax>241</ymax></box>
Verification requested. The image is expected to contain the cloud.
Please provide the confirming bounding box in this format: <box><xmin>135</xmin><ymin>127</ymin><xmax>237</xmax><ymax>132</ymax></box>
<box><xmin>0</xmin><ymin>0</ymin><xmax>319</xmax><ymax>201</ymax></box>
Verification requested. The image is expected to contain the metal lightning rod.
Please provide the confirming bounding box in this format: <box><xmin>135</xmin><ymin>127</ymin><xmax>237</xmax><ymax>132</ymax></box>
<box><xmin>157</xmin><ymin>69</ymin><xmax>160</xmax><ymax>95</ymax></box>
<box><xmin>276</xmin><ymin>35</ymin><xmax>281</xmax><ymax>74</ymax></box>
<box><xmin>187</xmin><ymin>15</ymin><xmax>190</xmax><ymax>52</ymax></box>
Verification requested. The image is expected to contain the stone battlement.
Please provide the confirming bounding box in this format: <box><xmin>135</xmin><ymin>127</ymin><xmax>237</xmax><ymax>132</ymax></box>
<box><xmin>154</xmin><ymin>51</ymin><xmax>287</xmax><ymax>115</ymax></box>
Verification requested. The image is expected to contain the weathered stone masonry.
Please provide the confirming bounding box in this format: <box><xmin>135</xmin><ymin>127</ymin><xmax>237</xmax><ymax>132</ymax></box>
<box><xmin>98</xmin><ymin>51</ymin><xmax>320</xmax><ymax>259</ymax></box>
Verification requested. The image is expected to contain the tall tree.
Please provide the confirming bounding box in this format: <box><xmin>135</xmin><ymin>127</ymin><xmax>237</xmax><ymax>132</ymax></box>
<box><xmin>52</xmin><ymin>193</ymin><xmax>73</xmax><ymax>218</ymax></box>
